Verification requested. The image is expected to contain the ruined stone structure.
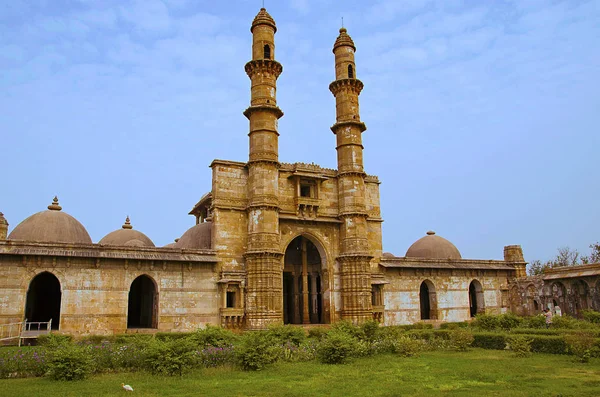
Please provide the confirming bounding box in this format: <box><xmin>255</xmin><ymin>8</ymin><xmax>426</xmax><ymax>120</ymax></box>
<box><xmin>0</xmin><ymin>9</ymin><xmax>557</xmax><ymax>336</ymax></box>
<box><xmin>509</xmin><ymin>263</ymin><xmax>600</xmax><ymax>317</ymax></box>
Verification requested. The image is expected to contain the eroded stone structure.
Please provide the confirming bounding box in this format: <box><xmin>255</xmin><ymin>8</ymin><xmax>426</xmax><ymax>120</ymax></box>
<box><xmin>0</xmin><ymin>9</ymin><xmax>546</xmax><ymax>335</ymax></box>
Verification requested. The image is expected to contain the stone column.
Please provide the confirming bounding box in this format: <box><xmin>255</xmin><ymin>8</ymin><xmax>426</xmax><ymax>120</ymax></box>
<box><xmin>301</xmin><ymin>239</ymin><xmax>310</xmax><ymax>324</ymax></box>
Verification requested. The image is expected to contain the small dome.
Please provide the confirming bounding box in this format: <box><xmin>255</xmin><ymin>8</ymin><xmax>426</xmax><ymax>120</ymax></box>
<box><xmin>163</xmin><ymin>238</ymin><xmax>179</xmax><ymax>248</ymax></box>
<box><xmin>175</xmin><ymin>222</ymin><xmax>212</xmax><ymax>250</ymax></box>
<box><xmin>333</xmin><ymin>27</ymin><xmax>356</xmax><ymax>52</ymax></box>
<box><xmin>251</xmin><ymin>8</ymin><xmax>276</xmax><ymax>33</ymax></box>
<box><xmin>405</xmin><ymin>231</ymin><xmax>461</xmax><ymax>260</ymax></box>
<box><xmin>382</xmin><ymin>252</ymin><xmax>395</xmax><ymax>258</ymax></box>
<box><xmin>99</xmin><ymin>216</ymin><xmax>154</xmax><ymax>247</ymax></box>
<box><xmin>8</xmin><ymin>197</ymin><xmax>92</xmax><ymax>244</ymax></box>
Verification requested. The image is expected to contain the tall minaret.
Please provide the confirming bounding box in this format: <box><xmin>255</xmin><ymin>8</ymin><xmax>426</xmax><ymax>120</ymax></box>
<box><xmin>329</xmin><ymin>27</ymin><xmax>373</xmax><ymax>323</ymax></box>
<box><xmin>243</xmin><ymin>8</ymin><xmax>284</xmax><ymax>329</ymax></box>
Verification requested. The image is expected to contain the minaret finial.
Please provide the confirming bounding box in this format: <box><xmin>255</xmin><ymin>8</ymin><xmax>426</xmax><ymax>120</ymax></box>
<box><xmin>48</xmin><ymin>196</ymin><xmax>62</xmax><ymax>211</ymax></box>
<box><xmin>341</xmin><ymin>17</ymin><xmax>344</xmax><ymax>28</ymax></box>
<box><xmin>122</xmin><ymin>215</ymin><xmax>132</xmax><ymax>229</ymax></box>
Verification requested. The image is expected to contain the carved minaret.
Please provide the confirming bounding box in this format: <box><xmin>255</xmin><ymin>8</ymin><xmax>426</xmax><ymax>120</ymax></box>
<box><xmin>329</xmin><ymin>28</ymin><xmax>373</xmax><ymax>323</ymax></box>
<box><xmin>243</xmin><ymin>8</ymin><xmax>284</xmax><ymax>329</ymax></box>
<box><xmin>0</xmin><ymin>212</ymin><xmax>8</xmax><ymax>240</ymax></box>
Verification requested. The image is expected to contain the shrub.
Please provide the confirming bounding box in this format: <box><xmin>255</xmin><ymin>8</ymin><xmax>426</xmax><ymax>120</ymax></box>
<box><xmin>440</xmin><ymin>322</ymin><xmax>470</xmax><ymax>330</ymax></box>
<box><xmin>195</xmin><ymin>345</ymin><xmax>236</xmax><ymax>368</ymax></box>
<box><xmin>395</xmin><ymin>336</ymin><xmax>424</xmax><ymax>357</ymax></box>
<box><xmin>507</xmin><ymin>335</ymin><xmax>532</xmax><ymax>357</ymax></box>
<box><xmin>280</xmin><ymin>340</ymin><xmax>318</xmax><ymax>362</ymax></box>
<box><xmin>0</xmin><ymin>347</ymin><xmax>48</xmax><ymax>379</ymax></box>
<box><xmin>410</xmin><ymin>322</ymin><xmax>434</xmax><ymax>330</ymax></box>
<box><xmin>552</xmin><ymin>315</ymin><xmax>579</xmax><ymax>329</ymax></box>
<box><xmin>529</xmin><ymin>335</ymin><xmax>568</xmax><ymax>355</ymax></box>
<box><xmin>582</xmin><ymin>310</ymin><xmax>600</xmax><ymax>324</ymax></box>
<box><xmin>449</xmin><ymin>329</ymin><xmax>474</xmax><ymax>351</ymax></box>
<box><xmin>331</xmin><ymin>320</ymin><xmax>364</xmax><ymax>340</ymax></box>
<box><xmin>360</xmin><ymin>320</ymin><xmax>381</xmax><ymax>343</ymax></box>
<box><xmin>37</xmin><ymin>333</ymin><xmax>73</xmax><ymax>348</ymax></box>
<box><xmin>473</xmin><ymin>314</ymin><xmax>499</xmax><ymax>331</ymax></box>
<box><xmin>472</xmin><ymin>332</ymin><xmax>507</xmax><ymax>350</ymax></box>
<box><xmin>46</xmin><ymin>345</ymin><xmax>93</xmax><ymax>381</ymax></box>
<box><xmin>144</xmin><ymin>338</ymin><xmax>197</xmax><ymax>376</ymax></box>
<box><xmin>523</xmin><ymin>315</ymin><xmax>546</xmax><ymax>329</ymax></box>
<box><xmin>498</xmin><ymin>313</ymin><xmax>523</xmax><ymax>331</ymax></box>
<box><xmin>307</xmin><ymin>327</ymin><xmax>329</xmax><ymax>340</ymax></box>
<box><xmin>235</xmin><ymin>331</ymin><xmax>279</xmax><ymax>371</ymax></box>
<box><xmin>191</xmin><ymin>325</ymin><xmax>239</xmax><ymax>348</ymax></box>
<box><xmin>316</xmin><ymin>330</ymin><xmax>359</xmax><ymax>364</ymax></box>
<box><xmin>113</xmin><ymin>334</ymin><xmax>153</xmax><ymax>348</ymax></box>
<box><xmin>155</xmin><ymin>332</ymin><xmax>194</xmax><ymax>342</ymax></box>
<box><xmin>565</xmin><ymin>331</ymin><xmax>596</xmax><ymax>363</ymax></box>
<box><xmin>266</xmin><ymin>324</ymin><xmax>306</xmax><ymax>346</ymax></box>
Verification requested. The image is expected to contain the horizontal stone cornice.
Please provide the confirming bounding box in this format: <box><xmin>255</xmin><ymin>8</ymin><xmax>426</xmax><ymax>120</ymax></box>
<box><xmin>245</xmin><ymin>59</ymin><xmax>283</xmax><ymax>78</ymax></box>
<box><xmin>331</xmin><ymin>120</ymin><xmax>367</xmax><ymax>134</ymax></box>
<box><xmin>244</xmin><ymin>104</ymin><xmax>284</xmax><ymax>120</ymax></box>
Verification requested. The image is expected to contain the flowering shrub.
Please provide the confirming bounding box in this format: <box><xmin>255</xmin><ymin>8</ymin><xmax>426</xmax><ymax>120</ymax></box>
<box><xmin>0</xmin><ymin>347</ymin><xmax>48</xmax><ymax>378</ymax></box>
<box><xmin>235</xmin><ymin>331</ymin><xmax>280</xmax><ymax>371</ymax></box>
<box><xmin>195</xmin><ymin>345</ymin><xmax>236</xmax><ymax>367</ymax></box>
<box><xmin>46</xmin><ymin>344</ymin><xmax>93</xmax><ymax>381</ymax></box>
<box><xmin>316</xmin><ymin>330</ymin><xmax>358</xmax><ymax>364</ymax></box>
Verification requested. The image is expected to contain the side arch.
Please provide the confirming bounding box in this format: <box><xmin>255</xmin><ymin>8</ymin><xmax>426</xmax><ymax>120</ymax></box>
<box><xmin>468</xmin><ymin>279</ymin><xmax>485</xmax><ymax>317</ymax></box>
<box><xmin>127</xmin><ymin>274</ymin><xmax>159</xmax><ymax>329</ymax></box>
<box><xmin>25</xmin><ymin>271</ymin><xmax>62</xmax><ymax>330</ymax></box>
<box><xmin>419</xmin><ymin>279</ymin><xmax>438</xmax><ymax>320</ymax></box>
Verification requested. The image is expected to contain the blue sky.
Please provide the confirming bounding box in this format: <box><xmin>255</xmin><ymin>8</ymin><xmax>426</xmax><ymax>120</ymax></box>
<box><xmin>1</xmin><ymin>0</ymin><xmax>599</xmax><ymax>262</ymax></box>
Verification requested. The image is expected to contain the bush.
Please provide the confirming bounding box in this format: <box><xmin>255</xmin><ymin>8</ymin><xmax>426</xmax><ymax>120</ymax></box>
<box><xmin>360</xmin><ymin>320</ymin><xmax>381</xmax><ymax>343</ymax></box>
<box><xmin>449</xmin><ymin>329</ymin><xmax>474</xmax><ymax>351</ymax></box>
<box><xmin>235</xmin><ymin>331</ymin><xmax>279</xmax><ymax>371</ymax></box>
<box><xmin>440</xmin><ymin>322</ymin><xmax>470</xmax><ymax>330</ymax></box>
<box><xmin>46</xmin><ymin>345</ymin><xmax>93</xmax><ymax>381</ymax></box>
<box><xmin>473</xmin><ymin>314</ymin><xmax>499</xmax><ymax>331</ymax></box>
<box><xmin>37</xmin><ymin>333</ymin><xmax>73</xmax><ymax>348</ymax></box>
<box><xmin>529</xmin><ymin>335</ymin><xmax>568</xmax><ymax>355</ymax></box>
<box><xmin>0</xmin><ymin>347</ymin><xmax>48</xmax><ymax>379</ymax></box>
<box><xmin>523</xmin><ymin>315</ymin><xmax>546</xmax><ymax>329</ymax></box>
<box><xmin>155</xmin><ymin>332</ymin><xmax>194</xmax><ymax>342</ymax></box>
<box><xmin>195</xmin><ymin>345</ymin><xmax>236</xmax><ymax>368</ymax></box>
<box><xmin>507</xmin><ymin>335</ymin><xmax>532</xmax><ymax>357</ymax></box>
<box><xmin>565</xmin><ymin>331</ymin><xmax>596</xmax><ymax>363</ymax></box>
<box><xmin>144</xmin><ymin>338</ymin><xmax>197</xmax><ymax>376</ymax></box>
<box><xmin>395</xmin><ymin>336</ymin><xmax>424</xmax><ymax>357</ymax></box>
<box><xmin>266</xmin><ymin>324</ymin><xmax>306</xmax><ymax>346</ymax></box>
<box><xmin>582</xmin><ymin>310</ymin><xmax>600</xmax><ymax>324</ymax></box>
<box><xmin>331</xmin><ymin>321</ymin><xmax>364</xmax><ymax>340</ymax></box>
<box><xmin>307</xmin><ymin>327</ymin><xmax>330</xmax><ymax>340</ymax></box>
<box><xmin>316</xmin><ymin>330</ymin><xmax>359</xmax><ymax>364</ymax></box>
<box><xmin>191</xmin><ymin>325</ymin><xmax>239</xmax><ymax>348</ymax></box>
<box><xmin>472</xmin><ymin>333</ymin><xmax>507</xmax><ymax>350</ymax></box>
<box><xmin>498</xmin><ymin>313</ymin><xmax>523</xmax><ymax>331</ymax></box>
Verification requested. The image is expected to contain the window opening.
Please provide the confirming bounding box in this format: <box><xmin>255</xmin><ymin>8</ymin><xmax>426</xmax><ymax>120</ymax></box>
<box><xmin>264</xmin><ymin>44</ymin><xmax>271</xmax><ymax>59</ymax></box>
<box><xmin>226</xmin><ymin>291</ymin><xmax>236</xmax><ymax>308</ymax></box>
<box><xmin>348</xmin><ymin>64</ymin><xmax>354</xmax><ymax>78</ymax></box>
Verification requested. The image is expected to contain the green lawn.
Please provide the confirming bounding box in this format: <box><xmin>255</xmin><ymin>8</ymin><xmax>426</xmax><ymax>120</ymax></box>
<box><xmin>1</xmin><ymin>349</ymin><xmax>599</xmax><ymax>396</ymax></box>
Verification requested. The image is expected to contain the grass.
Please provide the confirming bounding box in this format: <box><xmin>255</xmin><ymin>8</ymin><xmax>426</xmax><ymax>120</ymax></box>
<box><xmin>1</xmin><ymin>349</ymin><xmax>599</xmax><ymax>396</ymax></box>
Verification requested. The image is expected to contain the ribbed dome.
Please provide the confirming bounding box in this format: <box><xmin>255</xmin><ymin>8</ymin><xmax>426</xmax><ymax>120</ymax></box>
<box><xmin>251</xmin><ymin>8</ymin><xmax>276</xmax><ymax>33</ymax></box>
<box><xmin>333</xmin><ymin>27</ymin><xmax>356</xmax><ymax>52</ymax></box>
<box><xmin>405</xmin><ymin>231</ymin><xmax>462</xmax><ymax>260</ymax></box>
<box><xmin>8</xmin><ymin>197</ymin><xmax>92</xmax><ymax>244</ymax></box>
<box><xmin>99</xmin><ymin>216</ymin><xmax>154</xmax><ymax>247</ymax></box>
<box><xmin>174</xmin><ymin>222</ymin><xmax>212</xmax><ymax>250</ymax></box>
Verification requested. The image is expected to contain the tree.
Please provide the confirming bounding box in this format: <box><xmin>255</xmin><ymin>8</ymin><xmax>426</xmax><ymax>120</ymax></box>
<box><xmin>581</xmin><ymin>242</ymin><xmax>600</xmax><ymax>264</ymax></box>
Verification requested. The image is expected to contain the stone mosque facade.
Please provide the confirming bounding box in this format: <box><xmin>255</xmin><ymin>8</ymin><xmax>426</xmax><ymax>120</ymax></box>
<box><xmin>5</xmin><ymin>8</ymin><xmax>584</xmax><ymax>336</ymax></box>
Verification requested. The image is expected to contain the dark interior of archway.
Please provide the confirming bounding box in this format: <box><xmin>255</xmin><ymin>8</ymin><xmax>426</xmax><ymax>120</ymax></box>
<box><xmin>469</xmin><ymin>282</ymin><xmax>478</xmax><ymax>317</ymax></box>
<box><xmin>420</xmin><ymin>283</ymin><xmax>430</xmax><ymax>320</ymax></box>
<box><xmin>128</xmin><ymin>276</ymin><xmax>156</xmax><ymax>328</ymax></box>
<box><xmin>25</xmin><ymin>272</ymin><xmax>61</xmax><ymax>330</ymax></box>
<box><xmin>283</xmin><ymin>236</ymin><xmax>323</xmax><ymax>324</ymax></box>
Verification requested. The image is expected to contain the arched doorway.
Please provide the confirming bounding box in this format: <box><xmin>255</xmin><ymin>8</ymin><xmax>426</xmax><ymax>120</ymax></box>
<box><xmin>127</xmin><ymin>275</ymin><xmax>158</xmax><ymax>329</ymax></box>
<box><xmin>283</xmin><ymin>235</ymin><xmax>326</xmax><ymax>324</ymax></box>
<box><xmin>419</xmin><ymin>280</ymin><xmax>437</xmax><ymax>320</ymax></box>
<box><xmin>550</xmin><ymin>282</ymin><xmax>567</xmax><ymax>314</ymax></box>
<box><xmin>25</xmin><ymin>272</ymin><xmax>61</xmax><ymax>330</ymax></box>
<box><xmin>572</xmin><ymin>280</ymin><xmax>590</xmax><ymax>317</ymax></box>
<box><xmin>468</xmin><ymin>280</ymin><xmax>485</xmax><ymax>317</ymax></box>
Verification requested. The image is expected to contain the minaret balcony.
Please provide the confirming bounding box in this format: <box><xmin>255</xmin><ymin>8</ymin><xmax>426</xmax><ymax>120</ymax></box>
<box><xmin>245</xmin><ymin>59</ymin><xmax>283</xmax><ymax>78</ymax></box>
<box><xmin>329</xmin><ymin>78</ymin><xmax>364</xmax><ymax>95</ymax></box>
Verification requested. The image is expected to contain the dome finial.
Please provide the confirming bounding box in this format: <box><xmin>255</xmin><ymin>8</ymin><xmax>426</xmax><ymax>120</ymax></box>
<box><xmin>426</xmin><ymin>230</ymin><xmax>435</xmax><ymax>235</ymax></box>
<box><xmin>48</xmin><ymin>196</ymin><xmax>62</xmax><ymax>211</ymax></box>
<box><xmin>122</xmin><ymin>215</ymin><xmax>133</xmax><ymax>229</ymax></box>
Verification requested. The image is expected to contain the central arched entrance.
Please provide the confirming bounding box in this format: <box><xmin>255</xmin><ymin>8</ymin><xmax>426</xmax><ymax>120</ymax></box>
<box><xmin>283</xmin><ymin>235</ymin><xmax>326</xmax><ymax>324</ymax></box>
<box><xmin>469</xmin><ymin>279</ymin><xmax>485</xmax><ymax>317</ymax></box>
<box><xmin>25</xmin><ymin>272</ymin><xmax>61</xmax><ymax>330</ymax></box>
<box><xmin>419</xmin><ymin>280</ymin><xmax>437</xmax><ymax>320</ymax></box>
<box><xmin>127</xmin><ymin>275</ymin><xmax>158</xmax><ymax>329</ymax></box>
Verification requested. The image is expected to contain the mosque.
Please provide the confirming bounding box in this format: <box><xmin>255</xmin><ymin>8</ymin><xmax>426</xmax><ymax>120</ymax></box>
<box><xmin>0</xmin><ymin>8</ymin><xmax>536</xmax><ymax>335</ymax></box>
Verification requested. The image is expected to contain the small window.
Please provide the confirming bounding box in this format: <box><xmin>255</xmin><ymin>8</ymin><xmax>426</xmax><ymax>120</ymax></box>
<box><xmin>264</xmin><ymin>44</ymin><xmax>271</xmax><ymax>59</ymax></box>
<box><xmin>348</xmin><ymin>64</ymin><xmax>354</xmax><ymax>78</ymax></box>
<box><xmin>300</xmin><ymin>184</ymin><xmax>311</xmax><ymax>197</ymax></box>
<box><xmin>226</xmin><ymin>291</ymin><xmax>236</xmax><ymax>308</ymax></box>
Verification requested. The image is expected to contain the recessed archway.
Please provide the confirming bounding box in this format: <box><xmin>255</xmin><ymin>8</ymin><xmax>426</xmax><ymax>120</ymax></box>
<box><xmin>127</xmin><ymin>275</ymin><xmax>158</xmax><ymax>329</ymax></box>
<box><xmin>419</xmin><ymin>280</ymin><xmax>437</xmax><ymax>320</ymax></box>
<box><xmin>468</xmin><ymin>279</ymin><xmax>485</xmax><ymax>317</ymax></box>
<box><xmin>283</xmin><ymin>235</ymin><xmax>327</xmax><ymax>325</ymax></box>
<box><xmin>25</xmin><ymin>272</ymin><xmax>61</xmax><ymax>330</ymax></box>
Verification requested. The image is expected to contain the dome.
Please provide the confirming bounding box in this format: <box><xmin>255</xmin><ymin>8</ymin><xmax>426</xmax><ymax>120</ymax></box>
<box><xmin>163</xmin><ymin>239</ymin><xmax>179</xmax><ymax>248</ymax></box>
<box><xmin>382</xmin><ymin>252</ymin><xmax>395</xmax><ymax>258</ymax></box>
<box><xmin>333</xmin><ymin>27</ymin><xmax>356</xmax><ymax>52</ymax></box>
<box><xmin>8</xmin><ymin>197</ymin><xmax>92</xmax><ymax>244</ymax></box>
<box><xmin>251</xmin><ymin>8</ymin><xmax>276</xmax><ymax>33</ymax></box>
<box><xmin>99</xmin><ymin>216</ymin><xmax>154</xmax><ymax>247</ymax></box>
<box><xmin>405</xmin><ymin>231</ymin><xmax>461</xmax><ymax>260</ymax></box>
<box><xmin>174</xmin><ymin>222</ymin><xmax>212</xmax><ymax>250</ymax></box>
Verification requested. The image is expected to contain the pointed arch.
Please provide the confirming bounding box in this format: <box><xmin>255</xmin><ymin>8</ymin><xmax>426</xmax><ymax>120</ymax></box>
<box><xmin>25</xmin><ymin>272</ymin><xmax>61</xmax><ymax>330</ymax></box>
<box><xmin>127</xmin><ymin>274</ymin><xmax>158</xmax><ymax>329</ymax></box>
<box><xmin>419</xmin><ymin>279</ymin><xmax>437</xmax><ymax>320</ymax></box>
<box><xmin>264</xmin><ymin>44</ymin><xmax>271</xmax><ymax>59</ymax></box>
<box><xmin>468</xmin><ymin>279</ymin><xmax>485</xmax><ymax>317</ymax></box>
